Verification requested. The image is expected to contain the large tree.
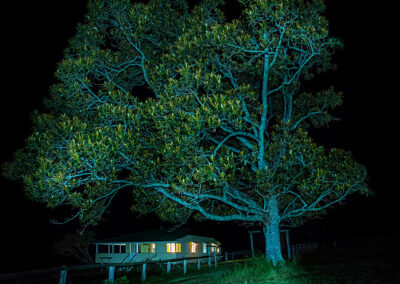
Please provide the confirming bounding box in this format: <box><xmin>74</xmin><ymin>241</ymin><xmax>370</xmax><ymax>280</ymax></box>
<box><xmin>4</xmin><ymin>0</ymin><xmax>368</xmax><ymax>265</ymax></box>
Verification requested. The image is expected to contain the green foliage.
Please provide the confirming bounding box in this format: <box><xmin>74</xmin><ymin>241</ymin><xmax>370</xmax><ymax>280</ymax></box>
<box><xmin>3</xmin><ymin>0</ymin><xmax>368</xmax><ymax>237</ymax></box>
<box><xmin>221</xmin><ymin>256</ymin><xmax>306</xmax><ymax>283</ymax></box>
<box><xmin>102</xmin><ymin>275</ymin><xmax>129</xmax><ymax>284</ymax></box>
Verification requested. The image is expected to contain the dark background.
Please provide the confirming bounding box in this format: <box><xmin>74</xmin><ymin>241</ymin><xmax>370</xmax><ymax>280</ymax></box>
<box><xmin>0</xmin><ymin>0</ymin><xmax>397</xmax><ymax>274</ymax></box>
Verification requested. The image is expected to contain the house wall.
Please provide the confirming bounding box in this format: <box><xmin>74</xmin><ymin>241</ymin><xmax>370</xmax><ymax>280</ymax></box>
<box><xmin>95</xmin><ymin>235</ymin><xmax>222</xmax><ymax>264</ymax></box>
<box><xmin>95</xmin><ymin>241</ymin><xmax>180</xmax><ymax>264</ymax></box>
<box><xmin>177</xmin><ymin>235</ymin><xmax>222</xmax><ymax>263</ymax></box>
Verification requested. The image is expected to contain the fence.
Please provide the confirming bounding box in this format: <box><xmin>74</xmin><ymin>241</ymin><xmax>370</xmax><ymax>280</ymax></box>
<box><xmin>290</xmin><ymin>242</ymin><xmax>319</xmax><ymax>256</ymax></box>
<box><xmin>0</xmin><ymin>250</ymin><xmax>250</xmax><ymax>284</ymax></box>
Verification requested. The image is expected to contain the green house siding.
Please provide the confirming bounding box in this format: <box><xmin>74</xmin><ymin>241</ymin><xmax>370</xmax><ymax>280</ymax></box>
<box><xmin>94</xmin><ymin>230</ymin><xmax>221</xmax><ymax>264</ymax></box>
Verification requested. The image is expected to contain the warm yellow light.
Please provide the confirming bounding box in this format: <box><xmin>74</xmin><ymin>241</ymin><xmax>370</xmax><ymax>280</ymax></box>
<box><xmin>190</xmin><ymin>242</ymin><xmax>197</xmax><ymax>253</ymax></box>
<box><xmin>167</xmin><ymin>243</ymin><xmax>181</xmax><ymax>253</ymax></box>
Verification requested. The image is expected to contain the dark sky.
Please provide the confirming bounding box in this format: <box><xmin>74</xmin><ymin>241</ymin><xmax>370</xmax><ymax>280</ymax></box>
<box><xmin>0</xmin><ymin>0</ymin><xmax>397</xmax><ymax>273</ymax></box>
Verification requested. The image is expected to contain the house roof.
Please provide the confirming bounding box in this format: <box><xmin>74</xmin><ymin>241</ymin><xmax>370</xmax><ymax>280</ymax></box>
<box><xmin>95</xmin><ymin>228</ymin><xmax>219</xmax><ymax>244</ymax></box>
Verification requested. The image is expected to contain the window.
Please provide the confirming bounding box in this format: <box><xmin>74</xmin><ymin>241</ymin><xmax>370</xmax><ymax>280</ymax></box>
<box><xmin>211</xmin><ymin>246</ymin><xmax>215</xmax><ymax>252</ymax></box>
<box><xmin>98</xmin><ymin>244</ymin><xmax>109</xmax><ymax>253</ymax></box>
<box><xmin>136</xmin><ymin>243</ymin><xmax>141</xmax><ymax>253</ymax></box>
<box><xmin>142</xmin><ymin>243</ymin><xmax>150</xmax><ymax>253</ymax></box>
<box><xmin>167</xmin><ymin>243</ymin><xmax>181</xmax><ymax>253</ymax></box>
<box><xmin>141</xmin><ymin>243</ymin><xmax>155</xmax><ymax>253</ymax></box>
<box><xmin>217</xmin><ymin>247</ymin><xmax>220</xmax><ymax>253</ymax></box>
<box><xmin>190</xmin><ymin>242</ymin><xmax>198</xmax><ymax>253</ymax></box>
<box><xmin>167</xmin><ymin>243</ymin><xmax>174</xmax><ymax>253</ymax></box>
<box><xmin>112</xmin><ymin>244</ymin><xmax>126</xmax><ymax>254</ymax></box>
<box><xmin>203</xmin><ymin>243</ymin><xmax>207</xmax><ymax>253</ymax></box>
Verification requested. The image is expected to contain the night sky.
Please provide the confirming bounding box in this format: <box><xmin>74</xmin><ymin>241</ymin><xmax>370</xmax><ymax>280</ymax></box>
<box><xmin>0</xmin><ymin>0</ymin><xmax>397</xmax><ymax>273</ymax></box>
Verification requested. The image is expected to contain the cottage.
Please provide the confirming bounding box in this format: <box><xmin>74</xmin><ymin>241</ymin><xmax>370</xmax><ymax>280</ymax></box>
<box><xmin>94</xmin><ymin>229</ymin><xmax>222</xmax><ymax>264</ymax></box>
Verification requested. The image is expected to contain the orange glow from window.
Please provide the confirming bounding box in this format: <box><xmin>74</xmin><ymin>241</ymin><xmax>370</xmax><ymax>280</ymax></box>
<box><xmin>190</xmin><ymin>242</ymin><xmax>198</xmax><ymax>253</ymax></box>
<box><xmin>167</xmin><ymin>243</ymin><xmax>181</xmax><ymax>253</ymax></box>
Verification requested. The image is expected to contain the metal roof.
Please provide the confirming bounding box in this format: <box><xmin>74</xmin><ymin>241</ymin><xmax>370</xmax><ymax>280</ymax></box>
<box><xmin>94</xmin><ymin>228</ymin><xmax>220</xmax><ymax>244</ymax></box>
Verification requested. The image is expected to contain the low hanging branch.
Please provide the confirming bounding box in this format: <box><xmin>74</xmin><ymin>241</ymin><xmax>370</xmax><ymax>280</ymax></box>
<box><xmin>4</xmin><ymin>0</ymin><xmax>369</xmax><ymax>266</ymax></box>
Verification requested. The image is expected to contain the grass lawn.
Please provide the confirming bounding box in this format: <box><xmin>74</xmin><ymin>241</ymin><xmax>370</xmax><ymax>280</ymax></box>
<box><xmin>300</xmin><ymin>238</ymin><xmax>400</xmax><ymax>283</ymax></box>
<box><xmin>73</xmin><ymin>236</ymin><xmax>400</xmax><ymax>283</ymax></box>
<box><xmin>134</xmin><ymin>239</ymin><xmax>400</xmax><ymax>283</ymax></box>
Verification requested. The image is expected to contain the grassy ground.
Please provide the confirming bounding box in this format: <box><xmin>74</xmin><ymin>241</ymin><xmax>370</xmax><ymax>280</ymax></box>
<box><xmin>300</xmin><ymin>239</ymin><xmax>400</xmax><ymax>283</ymax></box>
<box><xmin>66</xmin><ymin>236</ymin><xmax>400</xmax><ymax>283</ymax></box>
<box><xmin>97</xmin><ymin>248</ymin><xmax>399</xmax><ymax>284</ymax></box>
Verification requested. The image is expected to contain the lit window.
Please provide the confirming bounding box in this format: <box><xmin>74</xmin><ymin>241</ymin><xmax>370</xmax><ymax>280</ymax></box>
<box><xmin>190</xmin><ymin>242</ymin><xmax>198</xmax><ymax>253</ymax></box>
<box><xmin>217</xmin><ymin>247</ymin><xmax>220</xmax><ymax>252</ymax></box>
<box><xmin>167</xmin><ymin>243</ymin><xmax>181</xmax><ymax>253</ymax></box>
<box><xmin>139</xmin><ymin>243</ymin><xmax>156</xmax><ymax>253</ymax></box>
<box><xmin>211</xmin><ymin>246</ymin><xmax>215</xmax><ymax>252</ymax></box>
<box><xmin>167</xmin><ymin>243</ymin><xmax>174</xmax><ymax>253</ymax></box>
<box><xmin>203</xmin><ymin>243</ymin><xmax>207</xmax><ymax>253</ymax></box>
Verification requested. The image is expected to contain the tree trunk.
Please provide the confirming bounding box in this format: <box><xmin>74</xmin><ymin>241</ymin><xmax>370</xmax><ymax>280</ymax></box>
<box><xmin>263</xmin><ymin>197</ymin><xmax>284</xmax><ymax>266</ymax></box>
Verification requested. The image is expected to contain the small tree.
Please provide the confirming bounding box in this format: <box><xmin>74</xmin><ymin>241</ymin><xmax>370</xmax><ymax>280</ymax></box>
<box><xmin>52</xmin><ymin>231</ymin><xmax>96</xmax><ymax>264</ymax></box>
<box><xmin>4</xmin><ymin>0</ymin><xmax>368</xmax><ymax>265</ymax></box>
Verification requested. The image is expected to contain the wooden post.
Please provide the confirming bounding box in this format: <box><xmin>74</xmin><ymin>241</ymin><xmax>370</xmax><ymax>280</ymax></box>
<box><xmin>183</xmin><ymin>259</ymin><xmax>188</xmax><ymax>274</ymax></box>
<box><xmin>284</xmin><ymin>230</ymin><xmax>291</xmax><ymax>259</ymax></box>
<box><xmin>108</xmin><ymin>266</ymin><xmax>115</xmax><ymax>283</ymax></box>
<box><xmin>225</xmin><ymin>252</ymin><xmax>228</xmax><ymax>262</ymax></box>
<box><xmin>59</xmin><ymin>269</ymin><xmax>67</xmax><ymax>284</ymax></box>
<box><xmin>213</xmin><ymin>252</ymin><xmax>217</xmax><ymax>267</ymax></box>
<box><xmin>167</xmin><ymin>261</ymin><xmax>171</xmax><ymax>273</ymax></box>
<box><xmin>197</xmin><ymin>258</ymin><xmax>201</xmax><ymax>270</ymax></box>
<box><xmin>142</xmin><ymin>263</ymin><xmax>147</xmax><ymax>281</ymax></box>
<box><xmin>248</xmin><ymin>230</ymin><xmax>261</xmax><ymax>258</ymax></box>
<box><xmin>249</xmin><ymin>232</ymin><xmax>254</xmax><ymax>258</ymax></box>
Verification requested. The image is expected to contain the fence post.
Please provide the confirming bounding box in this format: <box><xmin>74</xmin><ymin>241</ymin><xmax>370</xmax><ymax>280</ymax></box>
<box><xmin>284</xmin><ymin>230</ymin><xmax>291</xmax><ymax>259</ymax></box>
<box><xmin>214</xmin><ymin>252</ymin><xmax>217</xmax><ymax>267</ymax></box>
<box><xmin>142</xmin><ymin>263</ymin><xmax>147</xmax><ymax>281</ymax></box>
<box><xmin>183</xmin><ymin>259</ymin><xmax>188</xmax><ymax>274</ymax></box>
<box><xmin>197</xmin><ymin>258</ymin><xmax>201</xmax><ymax>270</ymax></box>
<box><xmin>225</xmin><ymin>252</ymin><xmax>228</xmax><ymax>262</ymax></box>
<box><xmin>249</xmin><ymin>231</ymin><xmax>255</xmax><ymax>258</ymax></box>
<box><xmin>59</xmin><ymin>269</ymin><xmax>67</xmax><ymax>284</ymax></box>
<box><xmin>108</xmin><ymin>266</ymin><xmax>115</xmax><ymax>283</ymax></box>
<box><xmin>167</xmin><ymin>261</ymin><xmax>171</xmax><ymax>273</ymax></box>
